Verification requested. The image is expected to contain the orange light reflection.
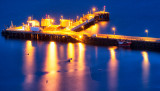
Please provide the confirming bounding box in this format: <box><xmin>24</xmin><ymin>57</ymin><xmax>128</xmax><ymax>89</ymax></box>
<box><xmin>40</xmin><ymin>42</ymin><xmax>60</xmax><ymax>91</ymax></box>
<box><xmin>108</xmin><ymin>46</ymin><xmax>118</xmax><ymax>90</ymax></box>
<box><xmin>78</xmin><ymin>43</ymin><xmax>85</xmax><ymax>71</ymax></box>
<box><xmin>77</xmin><ymin>43</ymin><xmax>86</xmax><ymax>91</ymax></box>
<box><xmin>67</xmin><ymin>43</ymin><xmax>75</xmax><ymax>72</ymax></box>
<box><xmin>67</xmin><ymin>43</ymin><xmax>75</xmax><ymax>60</ymax></box>
<box><xmin>23</xmin><ymin>41</ymin><xmax>35</xmax><ymax>90</ymax></box>
<box><xmin>99</xmin><ymin>21</ymin><xmax>108</xmax><ymax>28</ymax></box>
<box><xmin>141</xmin><ymin>51</ymin><xmax>150</xmax><ymax>87</ymax></box>
<box><xmin>45</xmin><ymin>42</ymin><xmax>58</xmax><ymax>74</ymax></box>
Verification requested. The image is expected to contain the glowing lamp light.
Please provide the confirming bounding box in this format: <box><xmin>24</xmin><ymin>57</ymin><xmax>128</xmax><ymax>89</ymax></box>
<box><xmin>104</xmin><ymin>5</ymin><xmax>106</xmax><ymax>12</ymax></box>
<box><xmin>92</xmin><ymin>8</ymin><xmax>96</xmax><ymax>12</ymax></box>
<box><xmin>112</xmin><ymin>27</ymin><xmax>116</xmax><ymax>31</ymax></box>
<box><xmin>79</xmin><ymin>35</ymin><xmax>82</xmax><ymax>39</ymax></box>
<box><xmin>81</xmin><ymin>26</ymin><xmax>84</xmax><ymax>29</ymax></box>
<box><xmin>61</xmin><ymin>15</ymin><xmax>63</xmax><ymax>20</ymax></box>
<box><xmin>145</xmin><ymin>29</ymin><xmax>149</xmax><ymax>37</ymax></box>
<box><xmin>112</xmin><ymin>27</ymin><xmax>116</xmax><ymax>36</ymax></box>
<box><xmin>77</xmin><ymin>16</ymin><xmax>79</xmax><ymax>20</ymax></box>
<box><xmin>51</xmin><ymin>19</ymin><xmax>54</xmax><ymax>22</ymax></box>
<box><xmin>145</xmin><ymin>29</ymin><xmax>148</xmax><ymax>33</ymax></box>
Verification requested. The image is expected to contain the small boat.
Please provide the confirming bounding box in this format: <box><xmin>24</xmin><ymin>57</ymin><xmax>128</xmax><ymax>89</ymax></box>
<box><xmin>118</xmin><ymin>40</ymin><xmax>132</xmax><ymax>47</ymax></box>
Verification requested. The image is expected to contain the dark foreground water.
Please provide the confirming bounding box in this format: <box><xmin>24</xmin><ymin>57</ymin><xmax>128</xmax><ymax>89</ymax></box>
<box><xmin>1</xmin><ymin>0</ymin><xmax>160</xmax><ymax>91</ymax></box>
<box><xmin>1</xmin><ymin>35</ymin><xmax>160</xmax><ymax>91</ymax></box>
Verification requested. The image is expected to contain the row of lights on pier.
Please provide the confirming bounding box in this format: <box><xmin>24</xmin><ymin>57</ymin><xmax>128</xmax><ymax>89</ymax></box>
<box><xmin>112</xmin><ymin>27</ymin><xmax>149</xmax><ymax>37</ymax></box>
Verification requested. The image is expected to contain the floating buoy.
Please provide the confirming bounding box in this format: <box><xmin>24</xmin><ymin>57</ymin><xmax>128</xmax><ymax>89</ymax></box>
<box><xmin>66</xmin><ymin>58</ymin><xmax>72</xmax><ymax>62</ymax></box>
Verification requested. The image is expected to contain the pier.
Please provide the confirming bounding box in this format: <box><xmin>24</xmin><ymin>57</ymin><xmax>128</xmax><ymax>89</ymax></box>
<box><xmin>1</xmin><ymin>7</ymin><xmax>160</xmax><ymax>51</ymax></box>
<box><xmin>2</xmin><ymin>29</ymin><xmax>160</xmax><ymax>51</ymax></box>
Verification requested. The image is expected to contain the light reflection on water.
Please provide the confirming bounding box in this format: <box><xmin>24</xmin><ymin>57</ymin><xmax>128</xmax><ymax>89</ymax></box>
<box><xmin>108</xmin><ymin>46</ymin><xmax>118</xmax><ymax>91</ymax></box>
<box><xmin>66</xmin><ymin>43</ymin><xmax>76</xmax><ymax>73</ymax></box>
<box><xmin>40</xmin><ymin>42</ymin><xmax>60</xmax><ymax>91</ymax></box>
<box><xmin>21</xmin><ymin>40</ymin><xmax>156</xmax><ymax>91</ymax></box>
<box><xmin>23</xmin><ymin>41</ymin><xmax>35</xmax><ymax>90</ymax></box>
<box><xmin>99</xmin><ymin>21</ymin><xmax>108</xmax><ymax>28</ymax></box>
<box><xmin>67</xmin><ymin>43</ymin><xmax>75</xmax><ymax>60</ymax></box>
<box><xmin>38</xmin><ymin>42</ymin><xmax>87</xmax><ymax>91</ymax></box>
<box><xmin>78</xmin><ymin>43</ymin><xmax>85</xmax><ymax>71</ymax></box>
<box><xmin>76</xmin><ymin>43</ymin><xmax>86</xmax><ymax>91</ymax></box>
<box><xmin>44</xmin><ymin>42</ymin><xmax>58</xmax><ymax>74</ymax></box>
<box><xmin>141</xmin><ymin>51</ymin><xmax>150</xmax><ymax>87</ymax></box>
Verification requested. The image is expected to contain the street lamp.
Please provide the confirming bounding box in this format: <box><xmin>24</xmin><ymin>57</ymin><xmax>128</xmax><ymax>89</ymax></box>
<box><xmin>77</xmin><ymin>16</ymin><xmax>79</xmax><ymax>20</ymax></box>
<box><xmin>61</xmin><ymin>15</ymin><xmax>63</xmax><ymax>20</ymax></box>
<box><xmin>92</xmin><ymin>8</ymin><xmax>96</xmax><ymax>13</ymax></box>
<box><xmin>112</xmin><ymin>27</ymin><xmax>116</xmax><ymax>36</ymax></box>
<box><xmin>104</xmin><ymin>5</ymin><xmax>106</xmax><ymax>12</ymax></box>
<box><xmin>145</xmin><ymin>29</ymin><xmax>148</xmax><ymax>37</ymax></box>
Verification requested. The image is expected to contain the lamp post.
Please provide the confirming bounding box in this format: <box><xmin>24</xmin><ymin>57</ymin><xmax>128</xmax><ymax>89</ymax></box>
<box><xmin>112</xmin><ymin>27</ymin><xmax>116</xmax><ymax>37</ymax></box>
<box><xmin>92</xmin><ymin>8</ymin><xmax>96</xmax><ymax>13</ymax></box>
<box><xmin>77</xmin><ymin>16</ymin><xmax>79</xmax><ymax>20</ymax></box>
<box><xmin>145</xmin><ymin>29</ymin><xmax>148</xmax><ymax>37</ymax></box>
<box><xmin>61</xmin><ymin>15</ymin><xmax>63</xmax><ymax>20</ymax></box>
<box><xmin>104</xmin><ymin>6</ymin><xmax>106</xmax><ymax>12</ymax></box>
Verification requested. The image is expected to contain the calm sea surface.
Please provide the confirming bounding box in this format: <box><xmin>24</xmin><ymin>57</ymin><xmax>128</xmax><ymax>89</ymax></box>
<box><xmin>0</xmin><ymin>0</ymin><xmax>160</xmax><ymax>91</ymax></box>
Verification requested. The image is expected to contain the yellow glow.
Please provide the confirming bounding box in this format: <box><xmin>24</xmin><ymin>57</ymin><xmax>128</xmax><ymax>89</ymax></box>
<box><xmin>23</xmin><ymin>41</ymin><xmax>35</xmax><ymax>90</ymax></box>
<box><xmin>145</xmin><ymin>29</ymin><xmax>148</xmax><ymax>33</ymax></box>
<box><xmin>61</xmin><ymin>15</ymin><xmax>63</xmax><ymax>20</ymax></box>
<box><xmin>108</xmin><ymin>46</ymin><xmax>118</xmax><ymax>89</ymax></box>
<box><xmin>141</xmin><ymin>51</ymin><xmax>150</xmax><ymax>86</ymax></box>
<box><xmin>84</xmin><ymin>21</ymin><xmax>108</xmax><ymax>34</ymax></box>
<box><xmin>99</xmin><ymin>22</ymin><xmax>108</xmax><ymax>28</ymax></box>
<box><xmin>92</xmin><ymin>24</ymin><xmax>99</xmax><ymax>34</ymax></box>
<box><xmin>81</xmin><ymin>26</ymin><xmax>84</xmax><ymax>29</ymax></box>
<box><xmin>75</xmin><ymin>43</ymin><xmax>86</xmax><ymax>90</ymax></box>
<box><xmin>66</xmin><ymin>43</ymin><xmax>75</xmax><ymax>72</ymax></box>
<box><xmin>94</xmin><ymin>11</ymin><xmax>109</xmax><ymax>15</ymax></box>
<box><xmin>142</xmin><ymin>51</ymin><xmax>149</xmax><ymax>62</ymax></box>
<box><xmin>41</xmin><ymin>18</ymin><xmax>54</xmax><ymax>27</ymax></box>
<box><xmin>92</xmin><ymin>8</ymin><xmax>96</xmax><ymax>12</ymax></box>
<box><xmin>109</xmin><ymin>46</ymin><xmax>117</xmax><ymax>62</ymax></box>
<box><xmin>79</xmin><ymin>35</ymin><xmax>83</xmax><ymax>39</ymax></box>
<box><xmin>60</xmin><ymin>19</ymin><xmax>71</xmax><ymax>27</ymax></box>
<box><xmin>6</xmin><ymin>8</ymin><xmax>160</xmax><ymax>42</ymax></box>
<box><xmin>27</xmin><ymin>20</ymin><xmax>40</xmax><ymax>27</ymax></box>
<box><xmin>84</xmin><ymin>23</ymin><xmax>99</xmax><ymax>34</ymax></box>
<box><xmin>112</xmin><ymin>27</ymin><xmax>116</xmax><ymax>31</ymax></box>
<box><xmin>67</xmin><ymin>43</ymin><xmax>75</xmax><ymax>59</ymax></box>
<box><xmin>78</xmin><ymin>43</ymin><xmax>85</xmax><ymax>71</ymax></box>
<box><xmin>44</xmin><ymin>42</ymin><xmax>58</xmax><ymax>74</ymax></box>
<box><xmin>51</xmin><ymin>19</ymin><xmax>54</xmax><ymax>22</ymax></box>
<box><xmin>40</xmin><ymin>42</ymin><xmax>60</xmax><ymax>91</ymax></box>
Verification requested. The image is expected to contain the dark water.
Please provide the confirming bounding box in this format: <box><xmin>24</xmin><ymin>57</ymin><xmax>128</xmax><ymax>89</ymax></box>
<box><xmin>1</xmin><ymin>0</ymin><xmax>160</xmax><ymax>91</ymax></box>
